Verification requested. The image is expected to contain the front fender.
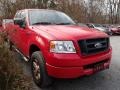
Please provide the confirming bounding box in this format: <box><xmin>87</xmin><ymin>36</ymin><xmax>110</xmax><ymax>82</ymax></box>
<box><xmin>27</xmin><ymin>35</ymin><xmax>49</xmax><ymax>58</ymax></box>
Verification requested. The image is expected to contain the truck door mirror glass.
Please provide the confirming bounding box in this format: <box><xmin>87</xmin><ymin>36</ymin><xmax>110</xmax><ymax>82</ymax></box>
<box><xmin>14</xmin><ymin>18</ymin><xmax>26</xmax><ymax>28</ymax></box>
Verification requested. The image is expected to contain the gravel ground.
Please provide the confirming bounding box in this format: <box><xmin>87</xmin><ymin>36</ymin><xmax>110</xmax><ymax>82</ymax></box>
<box><xmin>15</xmin><ymin>36</ymin><xmax>120</xmax><ymax>90</ymax></box>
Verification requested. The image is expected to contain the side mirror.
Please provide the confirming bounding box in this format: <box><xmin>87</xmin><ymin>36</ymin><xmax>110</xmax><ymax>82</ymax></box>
<box><xmin>14</xmin><ymin>18</ymin><xmax>26</xmax><ymax>28</ymax></box>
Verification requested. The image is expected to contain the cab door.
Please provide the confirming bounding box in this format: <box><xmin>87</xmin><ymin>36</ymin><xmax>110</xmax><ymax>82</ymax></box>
<box><xmin>14</xmin><ymin>11</ymin><xmax>31</xmax><ymax>56</ymax></box>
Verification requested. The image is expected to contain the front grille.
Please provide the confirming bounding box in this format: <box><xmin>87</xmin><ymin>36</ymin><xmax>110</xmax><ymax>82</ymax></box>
<box><xmin>78</xmin><ymin>38</ymin><xmax>109</xmax><ymax>55</ymax></box>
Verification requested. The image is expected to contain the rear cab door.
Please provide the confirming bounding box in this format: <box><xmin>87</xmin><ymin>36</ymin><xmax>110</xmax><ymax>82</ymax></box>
<box><xmin>11</xmin><ymin>11</ymin><xmax>22</xmax><ymax>46</ymax></box>
<box><xmin>8</xmin><ymin>11</ymin><xmax>21</xmax><ymax>45</ymax></box>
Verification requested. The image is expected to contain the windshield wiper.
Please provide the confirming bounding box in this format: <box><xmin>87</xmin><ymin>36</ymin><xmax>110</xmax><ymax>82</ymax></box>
<box><xmin>32</xmin><ymin>22</ymin><xmax>53</xmax><ymax>25</ymax></box>
<box><xmin>56</xmin><ymin>23</ymin><xmax>73</xmax><ymax>25</ymax></box>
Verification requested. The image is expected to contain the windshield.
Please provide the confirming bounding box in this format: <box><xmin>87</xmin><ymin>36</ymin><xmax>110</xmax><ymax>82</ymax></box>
<box><xmin>29</xmin><ymin>10</ymin><xmax>75</xmax><ymax>25</ymax></box>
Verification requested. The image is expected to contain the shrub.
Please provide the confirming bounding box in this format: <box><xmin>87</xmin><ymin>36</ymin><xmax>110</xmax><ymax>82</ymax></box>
<box><xmin>0</xmin><ymin>35</ymin><xmax>32</xmax><ymax>90</ymax></box>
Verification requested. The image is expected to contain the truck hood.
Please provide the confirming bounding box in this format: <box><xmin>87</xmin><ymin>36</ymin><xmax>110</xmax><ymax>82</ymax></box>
<box><xmin>32</xmin><ymin>25</ymin><xmax>108</xmax><ymax>40</ymax></box>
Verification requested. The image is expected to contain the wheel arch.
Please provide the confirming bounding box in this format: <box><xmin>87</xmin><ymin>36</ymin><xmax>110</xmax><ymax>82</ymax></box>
<box><xmin>29</xmin><ymin>44</ymin><xmax>41</xmax><ymax>57</ymax></box>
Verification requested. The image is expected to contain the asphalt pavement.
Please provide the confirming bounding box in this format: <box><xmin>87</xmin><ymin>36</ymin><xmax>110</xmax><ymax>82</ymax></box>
<box><xmin>15</xmin><ymin>36</ymin><xmax>120</xmax><ymax>90</ymax></box>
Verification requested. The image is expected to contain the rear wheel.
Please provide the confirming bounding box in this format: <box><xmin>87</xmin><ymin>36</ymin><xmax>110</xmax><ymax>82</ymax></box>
<box><xmin>31</xmin><ymin>51</ymin><xmax>52</xmax><ymax>88</ymax></box>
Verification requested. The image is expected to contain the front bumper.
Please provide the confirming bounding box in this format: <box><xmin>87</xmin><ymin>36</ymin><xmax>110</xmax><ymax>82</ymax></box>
<box><xmin>46</xmin><ymin>48</ymin><xmax>112</xmax><ymax>78</ymax></box>
<box><xmin>46</xmin><ymin>59</ymin><xmax>110</xmax><ymax>78</ymax></box>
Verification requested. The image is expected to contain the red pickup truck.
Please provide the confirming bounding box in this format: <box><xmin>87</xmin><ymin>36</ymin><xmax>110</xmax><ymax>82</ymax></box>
<box><xmin>6</xmin><ymin>9</ymin><xmax>112</xmax><ymax>87</ymax></box>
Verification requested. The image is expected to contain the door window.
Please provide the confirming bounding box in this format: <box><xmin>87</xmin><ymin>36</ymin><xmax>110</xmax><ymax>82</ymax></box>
<box><xmin>14</xmin><ymin>11</ymin><xmax>21</xmax><ymax>18</ymax></box>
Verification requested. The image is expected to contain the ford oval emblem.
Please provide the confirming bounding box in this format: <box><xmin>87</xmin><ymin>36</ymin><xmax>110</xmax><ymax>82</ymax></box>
<box><xmin>94</xmin><ymin>43</ymin><xmax>102</xmax><ymax>48</ymax></box>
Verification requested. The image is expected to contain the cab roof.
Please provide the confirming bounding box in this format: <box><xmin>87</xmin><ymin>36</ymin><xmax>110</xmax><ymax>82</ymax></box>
<box><xmin>19</xmin><ymin>9</ymin><xmax>58</xmax><ymax>12</ymax></box>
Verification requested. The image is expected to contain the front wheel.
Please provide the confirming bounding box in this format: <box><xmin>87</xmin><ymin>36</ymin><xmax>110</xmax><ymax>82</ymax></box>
<box><xmin>31</xmin><ymin>51</ymin><xmax>52</xmax><ymax>88</ymax></box>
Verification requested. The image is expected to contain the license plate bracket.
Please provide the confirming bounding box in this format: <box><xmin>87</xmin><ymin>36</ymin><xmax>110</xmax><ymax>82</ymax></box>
<box><xmin>93</xmin><ymin>63</ymin><xmax>104</xmax><ymax>72</ymax></box>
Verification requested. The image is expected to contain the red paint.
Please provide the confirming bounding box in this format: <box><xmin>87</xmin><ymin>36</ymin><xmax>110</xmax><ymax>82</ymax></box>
<box><xmin>111</xmin><ymin>27</ymin><xmax>120</xmax><ymax>34</ymax></box>
<box><xmin>6</xmin><ymin>9</ymin><xmax>112</xmax><ymax>78</ymax></box>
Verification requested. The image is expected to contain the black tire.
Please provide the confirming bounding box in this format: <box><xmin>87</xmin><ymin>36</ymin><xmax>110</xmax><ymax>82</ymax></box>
<box><xmin>31</xmin><ymin>51</ymin><xmax>52</xmax><ymax>88</ymax></box>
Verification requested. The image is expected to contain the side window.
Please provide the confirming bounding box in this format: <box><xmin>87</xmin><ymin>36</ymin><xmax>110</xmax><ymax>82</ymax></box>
<box><xmin>14</xmin><ymin>11</ymin><xmax>26</xmax><ymax>28</ymax></box>
<box><xmin>14</xmin><ymin>11</ymin><xmax>26</xmax><ymax>18</ymax></box>
<box><xmin>14</xmin><ymin>11</ymin><xmax>21</xmax><ymax>18</ymax></box>
<box><xmin>20</xmin><ymin>11</ymin><xmax>26</xmax><ymax>18</ymax></box>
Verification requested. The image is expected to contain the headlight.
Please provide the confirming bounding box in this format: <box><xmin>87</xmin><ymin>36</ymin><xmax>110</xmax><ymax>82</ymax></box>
<box><xmin>50</xmin><ymin>41</ymin><xmax>76</xmax><ymax>53</ymax></box>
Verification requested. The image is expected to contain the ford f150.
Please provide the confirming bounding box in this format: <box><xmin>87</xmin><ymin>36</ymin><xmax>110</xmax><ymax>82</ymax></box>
<box><xmin>6</xmin><ymin>9</ymin><xmax>112</xmax><ymax>87</ymax></box>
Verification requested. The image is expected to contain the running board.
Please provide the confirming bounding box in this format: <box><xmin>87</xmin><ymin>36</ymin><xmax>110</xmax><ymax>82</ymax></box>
<box><xmin>13</xmin><ymin>47</ymin><xmax>29</xmax><ymax>62</ymax></box>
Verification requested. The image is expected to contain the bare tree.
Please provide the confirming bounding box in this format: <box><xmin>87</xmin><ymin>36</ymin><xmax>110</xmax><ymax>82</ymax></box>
<box><xmin>0</xmin><ymin>0</ymin><xmax>120</xmax><ymax>24</ymax></box>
